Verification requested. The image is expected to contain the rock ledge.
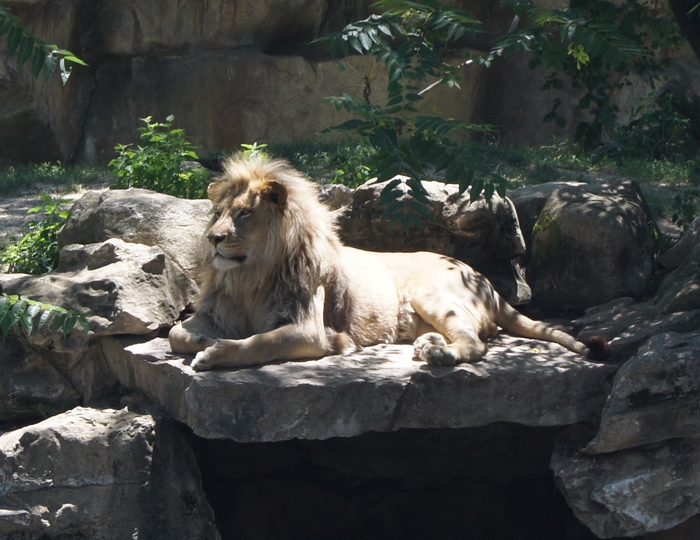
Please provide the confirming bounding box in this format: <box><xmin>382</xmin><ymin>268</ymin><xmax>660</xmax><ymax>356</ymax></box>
<box><xmin>104</xmin><ymin>335</ymin><xmax>617</xmax><ymax>443</ymax></box>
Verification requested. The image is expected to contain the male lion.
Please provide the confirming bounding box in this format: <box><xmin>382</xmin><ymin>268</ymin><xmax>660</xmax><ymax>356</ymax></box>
<box><xmin>169</xmin><ymin>155</ymin><xmax>594</xmax><ymax>371</ymax></box>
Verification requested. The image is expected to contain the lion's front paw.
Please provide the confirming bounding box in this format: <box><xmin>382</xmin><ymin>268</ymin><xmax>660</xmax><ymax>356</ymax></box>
<box><xmin>191</xmin><ymin>350</ymin><xmax>214</xmax><ymax>371</ymax></box>
<box><xmin>413</xmin><ymin>333</ymin><xmax>459</xmax><ymax>366</ymax></box>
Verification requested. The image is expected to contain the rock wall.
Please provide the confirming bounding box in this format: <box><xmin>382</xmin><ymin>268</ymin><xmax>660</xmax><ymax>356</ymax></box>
<box><xmin>4</xmin><ymin>0</ymin><xmax>699</xmax><ymax>166</ymax></box>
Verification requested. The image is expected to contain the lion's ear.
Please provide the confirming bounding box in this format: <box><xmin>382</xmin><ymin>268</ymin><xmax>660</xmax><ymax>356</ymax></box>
<box><xmin>207</xmin><ymin>182</ymin><xmax>227</xmax><ymax>203</ymax></box>
<box><xmin>260</xmin><ymin>180</ymin><xmax>288</xmax><ymax>208</ymax></box>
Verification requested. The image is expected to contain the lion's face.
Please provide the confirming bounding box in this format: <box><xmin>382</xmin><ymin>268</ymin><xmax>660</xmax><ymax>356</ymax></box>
<box><xmin>206</xmin><ymin>177</ymin><xmax>287</xmax><ymax>272</ymax></box>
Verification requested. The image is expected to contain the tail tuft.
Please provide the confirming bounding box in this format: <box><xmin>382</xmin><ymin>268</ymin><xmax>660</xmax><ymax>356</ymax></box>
<box><xmin>584</xmin><ymin>335</ymin><xmax>610</xmax><ymax>361</ymax></box>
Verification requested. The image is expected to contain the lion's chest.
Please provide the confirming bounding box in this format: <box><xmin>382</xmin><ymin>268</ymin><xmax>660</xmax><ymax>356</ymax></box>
<box><xmin>212</xmin><ymin>294</ymin><xmax>280</xmax><ymax>338</ymax></box>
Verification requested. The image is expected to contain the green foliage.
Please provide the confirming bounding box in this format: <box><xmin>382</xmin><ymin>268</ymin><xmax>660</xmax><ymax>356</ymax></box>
<box><xmin>670</xmin><ymin>182</ymin><xmax>700</xmax><ymax>229</ymax></box>
<box><xmin>496</xmin><ymin>0</ymin><xmax>683</xmax><ymax>150</ymax></box>
<box><xmin>598</xmin><ymin>93</ymin><xmax>693</xmax><ymax>161</ymax></box>
<box><xmin>270</xmin><ymin>140</ymin><xmax>376</xmax><ymax>187</ymax></box>
<box><xmin>0</xmin><ymin>5</ymin><xmax>87</xmax><ymax>84</ymax></box>
<box><xmin>0</xmin><ymin>293</ymin><xmax>89</xmax><ymax>339</ymax></box>
<box><xmin>0</xmin><ymin>162</ymin><xmax>111</xmax><ymax>194</ymax></box>
<box><xmin>239</xmin><ymin>142</ymin><xmax>270</xmax><ymax>159</ymax></box>
<box><xmin>109</xmin><ymin>115</ymin><xmax>210</xmax><ymax>199</ymax></box>
<box><xmin>0</xmin><ymin>194</ymin><xmax>70</xmax><ymax>274</ymax></box>
<box><xmin>317</xmin><ymin>0</ymin><xmax>508</xmax><ymax>228</ymax></box>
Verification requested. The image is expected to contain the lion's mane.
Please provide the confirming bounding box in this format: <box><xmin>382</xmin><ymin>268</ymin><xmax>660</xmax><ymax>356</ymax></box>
<box><xmin>197</xmin><ymin>156</ymin><xmax>348</xmax><ymax>334</ymax></box>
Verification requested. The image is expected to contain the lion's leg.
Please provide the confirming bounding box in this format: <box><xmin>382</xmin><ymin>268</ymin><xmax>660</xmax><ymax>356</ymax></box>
<box><xmin>169</xmin><ymin>313</ymin><xmax>222</xmax><ymax>354</ymax></box>
<box><xmin>191</xmin><ymin>286</ymin><xmax>330</xmax><ymax>371</ymax></box>
<box><xmin>411</xmin><ymin>299</ymin><xmax>491</xmax><ymax>366</ymax></box>
<box><xmin>413</xmin><ymin>328</ymin><xmax>488</xmax><ymax>366</ymax></box>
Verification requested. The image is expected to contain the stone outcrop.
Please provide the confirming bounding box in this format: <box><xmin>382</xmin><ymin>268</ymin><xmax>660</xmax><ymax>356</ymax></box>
<box><xmin>548</xmin><ymin>218</ymin><xmax>700</xmax><ymax>538</ymax></box>
<box><xmin>526</xmin><ymin>181</ymin><xmax>657</xmax><ymax>311</ymax></box>
<box><xmin>0</xmin><ymin>407</ymin><xmax>219</xmax><ymax>540</ymax></box>
<box><xmin>104</xmin><ymin>335</ymin><xmax>616</xmax><ymax>442</ymax></box>
<box><xmin>2</xmin><ymin>238</ymin><xmax>198</xmax><ymax>338</ymax></box>
<box><xmin>586</xmin><ymin>331</ymin><xmax>700</xmax><ymax>454</ymax></box>
<box><xmin>4</xmin><ymin>182</ymin><xmax>700</xmax><ymax>538</ymax></box>
<box><xmin>5</xmin><ymin>0</ymin><xmax>699</xmax><ymax>166</ymax></box>
<box><xmin>552</xmin><ymin>425</ymin><xmax>700</xmax><ymax>538</ymax></box>
<box><xmin>58</xmin><ymin>188</ymin><xmax>211</xmax><ymax>280</ymax></box>
<box><xmin>0</xmin><ymin>338</ymin><xmax>80</xmax><ymax>424</ymax></box>
<box><xmin>572</xmin><ymin>215</ymin><xmax>700</xmax><ymax>357</ymax></box>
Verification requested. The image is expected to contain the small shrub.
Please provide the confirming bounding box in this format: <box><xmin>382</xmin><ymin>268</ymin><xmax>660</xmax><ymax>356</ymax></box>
<box><xmin>0</xmin><ymin>194</ymin><xmax>70</xmax><ymax>274</ymax></box>
<box><xmin>109</xmin><ymin>115</ymin><xmax>210</xmax><ymax>199</ymax></box>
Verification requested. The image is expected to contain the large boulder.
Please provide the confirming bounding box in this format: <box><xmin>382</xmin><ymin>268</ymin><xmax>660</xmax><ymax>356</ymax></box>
<box><xmin>0</xmin><ymin>407</ymin><xmax>219</xmax><ymax>539</ymax></box>
<box><xmin>573</xmin><ymin>234</ymin><xmax>700</xmax><ymax>358</ymax></box>
<box><xmin>2</xmin><ymin>238</ymin><xmax>198</xmax><ymax>338</ymax></box>
<box><xmin>586</xmin><ymin>331</ymin><xmax>700</xmax><ymax>454</ymax></box>
<box><xmin>0</xmin><ymin>239</ymin><xmax>198</xmax><ymax>399</ymax></box>
<box><xmin>528</xmin><ymin>181</ymin><xmax>657</xmax><ymax>311</ymax></box>
<box><xmin>58</xmin><ymin>188</ymin><xmax>211</xmax><ymax>280</ymax></box>
<box><xmin>337</xmin><ymin>178</ymin><xmax>531</xmax><ymax>304</ymax></box>
<box><xmin>0</xmin><ymin>338</ymin><xmax>80</xmax><ymax>425</ymax></box>
<box><xmin>102</xmin><ymin>334</ymin><xmax>616</xmax><ymax>443</ymax></box>
<box><xmin>552</xmin><ymin>426</ymin><xmax>700</xmax><ymax>538</ymax></box>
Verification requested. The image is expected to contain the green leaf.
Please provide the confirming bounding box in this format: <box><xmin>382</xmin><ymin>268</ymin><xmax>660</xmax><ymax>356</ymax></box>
<box><xmin>32</xmin><ymin>46</ymin><xmax>46</xmax><ymax>77</ymax></box>
<box><xmin>22</xmin><ymin>304</ymin><xmax>40</xmax><ymax>334</ymax></box>
<box><xmin>0</xmin><ymin>296</ymin><xmax>11</xmax><ymax>326</ymax></box>
<box><xmin>7</xmin><ymin>24</ymin><xmax>23</xmax><ymax>55</ymax></box>
<box><xmin>44</xmin><ymin>53</ymin><xmax>58</xmax><ymax>80</ymax></box>
<box><xmin>470</xmin><ymin>178</ymin><xmax>484</xmax><ymax>202</ymax></box>
<box><xmin>18</xmin><ymin>35</ymin><xmax>34</xmax><ymax>65</ymax></box>
<box><xmin>0</xmin><ymin>15</ymin><xmax>13</xmax><ymax>37</ymax></box>
<box><xmin>63</xmin><ymin>314</ymin><xmax>78</xmax><ymax>336</ymax></box>
<box><xmin>36</xmin><ymin>307</ymin><xmax>54</xmax><ymax>331</ymax></box>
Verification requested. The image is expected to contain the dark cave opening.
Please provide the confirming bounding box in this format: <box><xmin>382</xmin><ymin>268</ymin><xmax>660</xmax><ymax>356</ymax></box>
<box><xmin>183</xmin><ymin>422</ymin><xmax>619</xmax><ymax>540</ymax></box>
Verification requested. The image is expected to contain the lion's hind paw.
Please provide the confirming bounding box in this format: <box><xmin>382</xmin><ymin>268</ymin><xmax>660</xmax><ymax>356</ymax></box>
<box><xmin>413</xmin><ymin>333</ymin><xmax>459</xmax><ymax>366</ymax></box>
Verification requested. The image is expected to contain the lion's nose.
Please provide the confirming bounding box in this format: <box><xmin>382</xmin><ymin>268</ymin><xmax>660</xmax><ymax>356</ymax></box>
<box><xmin>207</xmin><ymin>233</ymin><xmax>226</xmax><ymax>246</ymax></box>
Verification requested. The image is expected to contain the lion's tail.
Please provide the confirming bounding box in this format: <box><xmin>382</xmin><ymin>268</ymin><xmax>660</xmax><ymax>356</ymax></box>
<box><xmin>495</xmin><ymin>302</ymin><xmax>594</xmax><ymax>357</ymax></box>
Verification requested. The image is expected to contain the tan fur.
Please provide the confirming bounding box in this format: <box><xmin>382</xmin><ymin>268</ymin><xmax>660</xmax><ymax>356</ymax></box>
<box><xmin>169</xmin><ymin>156</ymin><xmax>589</xmax><ymax>371</ymax></box>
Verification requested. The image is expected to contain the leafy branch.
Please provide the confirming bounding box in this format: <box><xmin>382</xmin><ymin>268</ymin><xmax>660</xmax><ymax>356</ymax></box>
<box><xmin>317</xmin><ymin>0</ymin><xmax>508</xmax><ymax>228</ymax></box>
<box><xmin>0</xmin><ymin>293</ymin><xmax>90</xmax><ymax>339</ymax></box>
<box><xmin>494</xmin><ymin>0</ymin><xmax>683</xmax><ymax>149</ymax></box>
<box><xmin>0</xmin><ymin>5</ymin><xmax>87</xmax><ymax>84</ymax></box>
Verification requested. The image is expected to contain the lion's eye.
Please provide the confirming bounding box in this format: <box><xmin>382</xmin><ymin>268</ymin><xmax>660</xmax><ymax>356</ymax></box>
<box><xmin>238</xmin><ymin>209</ymin><xmax>252</xmax><ymax>218</ymax></box>
<box><xmin>214</xmin><ymin>210</ymin><xmax>222</xmax><ymax>219</ymax></box>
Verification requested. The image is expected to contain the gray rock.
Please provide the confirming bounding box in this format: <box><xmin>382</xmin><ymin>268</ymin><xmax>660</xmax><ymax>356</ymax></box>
<box><xmin>528</xmin><ymin>181</ymin><xmax>657</xmax><ymax>311</ymax></box>
<box><xmin>586</xmin><ymin>331</ymin><xmax>700</xmax><ymax>454</ymax></box>
<box><xmin>657</xmin><ymin>216</ymin><xmax>700</xmax><ymax>270</ymax></box>
<box><xmin>337</xmin><ymin>177</ymin><xmax>530</xmax><ymax>304</ymax></box>
<box><xmin>0</xmin><ymin>338</ymin><xmax>80</xmax><ymax>424</ymax></box>
<box><xmin>0</xmin><ymin>407</ymin><xmax>219</xmax><ymax>540</ymax></box>
<box><xmin>573</xmin><ymin>241</ymin><xmax>700</xmax><ymax>357</ymax></box>
<box><xmin>509</xmin><ymin>181</ymin><xmax>587</xmax><ymax>249</ymax></box>
<box><xmin>552</xmin><ymin>426</ymin><xmax>700</xmax><ymax>538</ymax></box>
<box><xmin>102</xmin><ymin>335</ymin><xmax>616</xmax><ymax>443</ymax></box>
<box><xmin>2</xmin><ymin>238</ymin><xmax>198</xmax><ymax>338</ymax></box>
<box><xmin>58</xmin><ymin>189</ymin><xmax>212</xmax><ymax>281</ymax></box>
<box><xmin>654</xmin><ymin>242</ymin><xmax>700</xmax><ymax>315</ymax></box>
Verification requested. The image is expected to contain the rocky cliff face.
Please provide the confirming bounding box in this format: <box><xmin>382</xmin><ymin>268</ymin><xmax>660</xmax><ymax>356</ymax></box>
<box><xmin>5</xmin><ymin>0</ymin><xmax>698</xmax><ymax>167</ymax></box>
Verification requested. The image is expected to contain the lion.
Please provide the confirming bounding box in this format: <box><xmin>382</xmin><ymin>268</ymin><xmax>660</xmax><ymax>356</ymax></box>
<box><xmin>169</xmin><ymin>155</ymin><xmax>597</xmax><ymax>371</ymax></box>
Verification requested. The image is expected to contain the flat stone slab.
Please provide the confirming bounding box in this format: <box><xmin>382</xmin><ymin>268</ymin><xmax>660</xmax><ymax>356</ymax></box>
<box><xmin>103</xmin><ymin>335</ymin><xmax>617</xmax><ymax>443</ymax></box>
